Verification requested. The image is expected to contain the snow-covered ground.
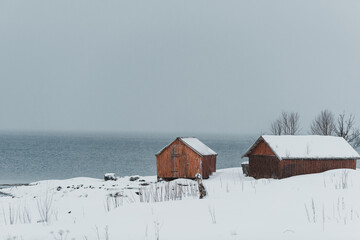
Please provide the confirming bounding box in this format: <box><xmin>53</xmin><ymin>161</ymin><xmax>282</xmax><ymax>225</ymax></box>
<box><xmin>1</xmin><ymin>168</ymin><xmax>360</xmax><ymax>239</ymax></box>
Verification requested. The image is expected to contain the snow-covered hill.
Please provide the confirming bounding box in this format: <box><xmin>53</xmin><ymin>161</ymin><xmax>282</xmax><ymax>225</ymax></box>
<box><xmin>1</xmin><ymin>168</ymin><xmax>360</xmax><ymax>239</ymax></box>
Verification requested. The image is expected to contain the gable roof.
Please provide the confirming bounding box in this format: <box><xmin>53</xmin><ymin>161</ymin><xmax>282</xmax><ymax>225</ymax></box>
<box><xmin>156</xmin><ymin>137</ymin><xmax>217</xmax><ymax>156</ymax></box>
<box><xmin>242</xmin><ymin>135</ymin><xmax>360</xmax><ymax>160</ymax></box>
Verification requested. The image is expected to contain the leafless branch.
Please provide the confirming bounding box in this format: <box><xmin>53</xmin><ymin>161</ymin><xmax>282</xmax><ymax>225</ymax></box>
<box><xmin>310</xmin><ymin>110</ymin><xmax>335</xmax><ymax>135</ymax></box>
<box><xmin>270</xmin><ymin>111</ymin><xmax>300</xmax><ymax>135</ymax></box>
<box><xmin>334</xmin><ymin>112</ymin><xmax>360</xmax><ymax>148</ymax></box>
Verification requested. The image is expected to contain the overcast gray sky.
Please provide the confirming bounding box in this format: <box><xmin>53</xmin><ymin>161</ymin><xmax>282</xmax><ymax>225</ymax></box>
<box><xmin>0</xmin><ymin>0</ymin><xmax>360</xmax><ymax>135</ymax></box>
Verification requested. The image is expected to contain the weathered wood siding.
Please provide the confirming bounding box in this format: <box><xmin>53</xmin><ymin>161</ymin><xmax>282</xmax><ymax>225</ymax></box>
<box><xmin>249</xmin><ymin>155</ymin><xmax>356</xmax><ymax>179</ymax></box>
<box><xmin>156</xmin><ymin>139</ymin><xmax>216</xmax><ymax>179</ymax></box>
<box><xmin>279</xmin><ymin>159</ymin><xmax>356</xmax><ymax>178</ymax></box>
<box><xmin>203</xmin><ymin>155</ymin><xmax>217</xmax><ymax>178</ymax></box>
<box><xmin>248</xmin><ymin>140</ymin><xmax>280</xmax><ymax>179</ymax></box>
<box><xmin>251</xmin><ymin>140</ymin><xmax>276</xmax><ymax>156</ymax></box>
<box><xmin>249</xmin><ymin>155</ymin><xmax>280</xmax><ymax>179</ymax></box>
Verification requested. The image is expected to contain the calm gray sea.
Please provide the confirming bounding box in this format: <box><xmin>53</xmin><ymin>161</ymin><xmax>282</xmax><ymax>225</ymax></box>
<box><xmin>0</xmin><ymin>133</ymin><xmax>255</xmax><ymax>184</ymax></box>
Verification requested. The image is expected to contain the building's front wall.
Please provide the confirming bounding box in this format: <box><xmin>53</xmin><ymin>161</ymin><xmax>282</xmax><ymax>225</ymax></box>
<box><xmin>251</xmin><ymin>140</ymin><xmax>275</xmax><ymax>155</ymax></box>
<box><xmin>156</xmin><ymin>139</ymin><xmax>216</xmax><ymax>180</ymax></box>
<box><xmin>248</xmin><ymin>140</ymin><xmax>281</xmax><ymax>179</ymax></box>
<box><xmin>249</xmin><ymin>155</ymin><xmax>280</xmax><ymax>179</ymax></box>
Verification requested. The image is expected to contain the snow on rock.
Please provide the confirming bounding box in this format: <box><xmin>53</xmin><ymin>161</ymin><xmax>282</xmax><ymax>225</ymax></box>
<box><xmin>245</xmin><ymin>135</ymin><xmax>360</xmax><ymax>160</ymax></box>
<box><xmin>104</xmin><ymin>173</ymin><xmax>116</xmax><ymax>181</ymax></box>
<box><xmin>2</xmin><ymin>168</ymin><xmax>360</xmax><ymax>239</ymax></box>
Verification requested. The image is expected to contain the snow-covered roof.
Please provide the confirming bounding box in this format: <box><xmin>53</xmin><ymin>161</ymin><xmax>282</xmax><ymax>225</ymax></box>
<box><xmin>242</xmin><ymin>135</ymin><xmax>360</xmax><ymax>160</ymax></box>
<box><xmin>156</xmin><ymin>137</ymin><xmax>217</xmax><ymax>156</ymax></box>
<box><xmin>180</xmin><ymin>137</ymin><xmax>217</xmax><ymax>156</ymax></box>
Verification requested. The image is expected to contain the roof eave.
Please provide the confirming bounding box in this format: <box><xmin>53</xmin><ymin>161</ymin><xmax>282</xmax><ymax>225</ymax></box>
<box><xmin>156</xmin><ymin>137</ymin><xmax>217</xmax><ymax>157</ymax></box>
<box><xmin>155</xmin><ymin>137</ymin><xmax>181</xmax><ymax>156</ymax></box>
<box><xmin>242</xmin><ymin>136</ymin><xmax>282</xmax><ymax>160</ymax></box>
<box><xmin>241</xmin><ymin>136</ymin><xmax>263</xmax><ymax>158</ymax></box>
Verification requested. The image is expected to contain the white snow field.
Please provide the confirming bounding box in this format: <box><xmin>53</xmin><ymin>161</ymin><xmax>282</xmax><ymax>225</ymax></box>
<box><xmin>1</xmin><ymin>168</ymin><xmax>360</xmax><ymax>240</ymax></box>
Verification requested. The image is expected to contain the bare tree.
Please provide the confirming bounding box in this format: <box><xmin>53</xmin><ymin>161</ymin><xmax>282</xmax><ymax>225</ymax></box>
<box><xmin>270</xmin><ymin>118</ymin><xmax>282</xmax><ymax>135</ymax></box>
<box><xmin>334</xmin><ymin>112</ymin><xmax>360</xmax><ymax>148</ymax></box>
<box><xmin>288</xmin><ymin>112</ymin><xmax>300</xmax><ymax>135</ymax></box>
<box><xmin>270</xmin><ymin>112</ymin><xmax>300</xmax><ymax>135</ymax></box>
<box><xmin>281</xmin><ymin>112</ymin><xmax>290</xmax><ymax>134</ymax></box>
<box><xmin>310</xmin><ymin>110</ymin><xmax>335</xmax><ymax>135</ymax></box>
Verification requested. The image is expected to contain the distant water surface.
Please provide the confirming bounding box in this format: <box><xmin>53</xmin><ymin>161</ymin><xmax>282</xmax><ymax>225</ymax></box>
<box><xmin>0</xmin><ymin>133</ymin><xmax>254</xmax><ymax>184</ymax></box>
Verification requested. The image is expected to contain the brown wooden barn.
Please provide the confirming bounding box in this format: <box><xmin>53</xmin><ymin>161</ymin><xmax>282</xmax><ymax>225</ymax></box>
<box><xmin>242</xmin><ymin>135</ymin><xmax>360</xmax><ymax>179</ymax></box>
<box><xmin>156</xmin><ymin>137</ymin><xmax>217</xmax><ymax>180</ymax></box>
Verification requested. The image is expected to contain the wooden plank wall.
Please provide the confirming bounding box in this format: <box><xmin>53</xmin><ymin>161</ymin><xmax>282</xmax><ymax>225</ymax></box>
<box><xmin>249</xmin><ymin>155</ymin><xmax>280</xmax><ymax>179</ymax></box>
<box><xmin>280</xmin><ymin>159</ymin><xmax>356</xmax><ymax>178</ymax></box>
<box><xmin>202</xmin><ymin>155</ymin><xmax>217</xmax><ymax>179</ymax></box>
<box><xmin>251</xmin><ymin>140</ymin><xmax>276</xmax><ymax>156</ymax></box>
<box><xmin>249</xmin><ymin>155</ymin><xmax>356</xmax><ymax>179</ymax></box>
<box><xmin>156</xmin><ymin>139</ymin><xmax>180</xmax><ymax>179</ymax></box>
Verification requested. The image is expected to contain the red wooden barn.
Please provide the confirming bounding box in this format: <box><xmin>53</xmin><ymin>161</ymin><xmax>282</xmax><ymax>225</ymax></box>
<box><xmin>242</xmin><ymin>135</ymin><xmax>360</xmax><ymax>179</ymax></box>
<box><xmin>156</xmin><ymin>137</ymin><xmax>217</xmax><ymax>180</ymax></box>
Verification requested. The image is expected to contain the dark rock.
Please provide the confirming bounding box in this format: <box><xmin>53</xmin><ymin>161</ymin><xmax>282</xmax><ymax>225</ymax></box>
<box><xmin>140</xmin><ymin>183</ymin><xmax>150</xmax><ymax>186</ymax></box>
<box><xmin>129</xmin><ymin>176</ymin><xmax>140</xmax><ymax>181</ymax></box>
<box><xmin>57</xmin><ymin>186</ymin><xmax>62</xmax><ymax>191</ymax></box>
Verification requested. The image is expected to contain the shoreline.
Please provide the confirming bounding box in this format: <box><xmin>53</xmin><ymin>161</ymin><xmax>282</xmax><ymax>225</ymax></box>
<box><xmin>0</xmin><ymin>183</ymin><xmax>30</xmax><ymax>189</ymax></box>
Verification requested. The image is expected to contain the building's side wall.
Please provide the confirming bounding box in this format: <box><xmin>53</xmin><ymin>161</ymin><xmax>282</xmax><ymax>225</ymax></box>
<box><xmin>211</xmin><ymin>155</ymin><xmax>217</xmax><ymax>173</ymax></box>
<box><xmin>279</xmin><ymin>159</ymin><xmax>356</xmax><ymax>178</ymax></box>
<box><xmin>183</xmin><ymin>144</ymin><xmax>204</xmax><ymax>179</ymax></box>
<box><xmin>157</xmin><ymin>139</ymin><xmax>213</xmax><ymax>179</ymax></box>
<box><xmin>202</xmin><ymin>155</ymin><xmax>217</xmax><ymax>179</ymax></box>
